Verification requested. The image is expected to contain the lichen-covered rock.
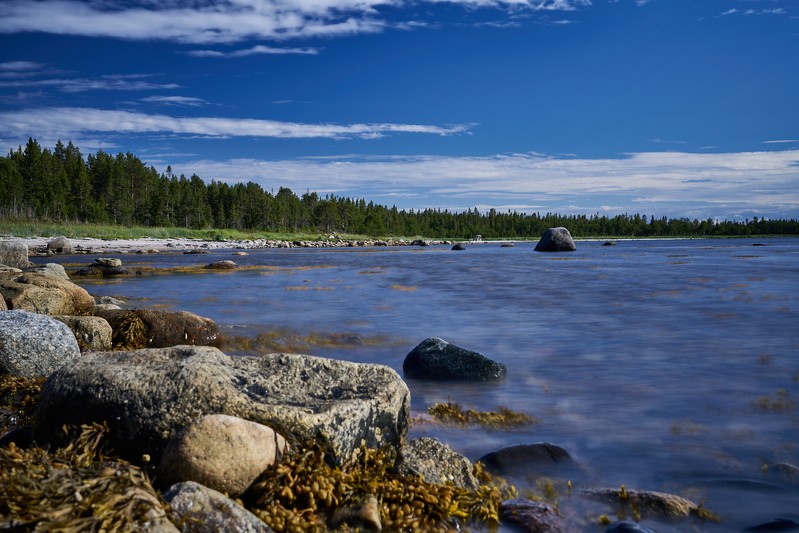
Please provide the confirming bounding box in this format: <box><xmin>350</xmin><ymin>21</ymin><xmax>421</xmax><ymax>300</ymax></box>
<box><xmin>53</xmin><ymin>315</ymin><xmax>113</xmax><ymax>352</ymax></box>
<box><xmin>163</xmin><ymin>481</ymin><xmax>273</xmax><ymax>533</ymax></box>
<box><xmin>47</xmin><ymin>236</ymin><xmax>74</xmax><ymax>255</ymax></box>
<box><xmin>534</xmin><ymin>227</ymin><xmax>576</xmax><ymax>252</ymax></box>
<box><xmin>0</xmin><ymin>271</ymin><xmax>95</xmax><ymax>315</ymax></box>
<box><xmin>478</xmin><ymin>443</ymin><xmax>572</xmax><ymax>477</ymax></box>
<box><xmin>500</xmin><ymin>499</ymin><xmax>567</xmax><ymax>533</ymax></box>
<box><xmin>95</xmin><ymin>308</ymin><xmax>221</xmax><ymax>349</ymax></box>
<box><xmin>0</xmin><ymin>310</ymin><xmax>81</xmax><ymax>377</ymax></box>
<box><xmin>403</xmin><ymin>337</ymin><xmax>506</xmax><ymax>381</ymax></box>
<box><xmin>159</xmin><ymin>414</ymin><xmax>288</xmax><ymax>497</ymax></box>
<box><xmin>33</xmin><ymin>346</ymin><xmax>410</xmax><ymax>466</ymax></box>
<box><xmin>0</xmin><ymin>241</ymin><xmax>30</xmax><ymax>269</ymax></box>
<box><xmin>398</xmin><ymin>437</ymin><xmax>479</xmax><ymax>490</ymax></box>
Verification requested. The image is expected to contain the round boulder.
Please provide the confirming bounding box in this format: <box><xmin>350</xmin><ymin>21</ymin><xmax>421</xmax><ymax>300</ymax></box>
<box><xmin>451</xmin><ymin>243</ymin><xmax>466</xmax><ymax>251</ymax></box>
<box><xmin>25</xmin><ymin>263</ymin><xmax>70</xmax><ymax>280</ymax></box>
<box><xmin>402</xmin><ymin>337</ymin><xmax>506</xmax><ymax>381</ymax></box>
<box><xmin>0</xmin><ymin>310</ymin><xmax>81</xmax><ymax>377</ymax></box>
<box><xmin>0</xmin><ymin>272</ymin><xmax>95</xmax><ymax>315</ymax></box>
<box><xmin>159</xmin><ymin>414</ymin><xmax>288</xmax><ymax>497</ymax></box>
<box><xmin>534</xmin><ymin>227</ymin><xmax>576</xmax><ymax>252</ymax></box>
<box><xmin>47</xmin><ymin>236</ymin><xmax>74</xmax><ymax>255</ymax></box>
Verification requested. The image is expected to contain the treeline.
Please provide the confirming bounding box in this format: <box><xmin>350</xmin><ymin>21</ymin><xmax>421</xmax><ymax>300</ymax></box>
<box><xmin>1</xmin><ymin>139</ymin><xmax>798</xmax><ymax>238</ymax></box>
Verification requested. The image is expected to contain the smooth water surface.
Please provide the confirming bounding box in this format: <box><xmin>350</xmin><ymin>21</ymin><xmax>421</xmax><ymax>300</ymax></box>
<box><xmin>65</xmin><ymin>238</ymin><xmax>799</xmax><ymax>530</ymax></box>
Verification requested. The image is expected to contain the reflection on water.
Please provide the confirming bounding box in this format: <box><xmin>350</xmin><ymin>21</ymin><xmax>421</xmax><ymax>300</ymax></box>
<box><xmin>66</xmin><ymin>238</ymin><xmax>799</xmax><ymax>530</ymax></box>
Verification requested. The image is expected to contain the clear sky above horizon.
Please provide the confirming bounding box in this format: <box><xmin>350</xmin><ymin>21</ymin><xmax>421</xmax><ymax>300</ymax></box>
<box><xmin>1</xmin><ymin>0</ymin><xmax>797</xmax><ymax>221</ymax></box>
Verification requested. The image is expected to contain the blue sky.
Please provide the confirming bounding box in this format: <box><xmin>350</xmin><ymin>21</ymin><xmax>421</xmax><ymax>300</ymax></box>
<box><xmin>1</xmin><ymin>0</ymin><xmax>797</xmax><ymax>220</ymax></box>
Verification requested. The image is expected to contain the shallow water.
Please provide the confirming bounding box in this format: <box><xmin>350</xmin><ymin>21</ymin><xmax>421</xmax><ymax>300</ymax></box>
<box><xmin>62</xmin><ymin>238</ymin><xmax>799</xmax><ymax>531</ymax></box>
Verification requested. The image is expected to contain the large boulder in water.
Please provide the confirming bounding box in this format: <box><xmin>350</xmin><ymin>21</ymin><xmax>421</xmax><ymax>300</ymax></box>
<box><xmin>94</xmin><ymin>308</ymin><xmax>221</xmax><ymax>349</ymax></box>
<box><xmin>534</xmin><ymin>227</ymin><xmax>576</xmax><ymax>252</ymax></box>
<box><xmin>478</xmin><ymin>443</ymin><xmax>572</xmax><ymax>477</ymax></box>
<box><xmin>0</xmin><ymin>241</ymin><xmax>30</xmax><ymax>269</ymax></box>
<box><xmin>33</xmin><ymin>346</ymin><xmax>411</xmax><ymax>466</ymax></box>
<box><xmin>0</xmin><ymin>310</ymin><xmax>81</xmax><ymax>377</ymax></box>
<box><xmin>403</xmin><ymin>337</ymin><xmax>506</xmax><ymax>381</ymax></box>
<box><xmin>0</xmin><ymin>271</ymin><xmax>95</xmax><ymax>315</ymax></box>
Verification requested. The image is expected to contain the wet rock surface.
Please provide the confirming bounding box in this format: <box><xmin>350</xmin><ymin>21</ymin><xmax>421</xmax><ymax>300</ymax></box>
<box><xmin>534</xmin><ymin>227</ymin><xmax>576</xmax><ymax>252</ymax></box>
<box><xmin>163</xmin><ymin>481</ymin><xmax>274</xmax><ymax>533</ymax></box>
<box><xmin>402</xmin><ymin>337</ymin><xmax>507</xmax><ymax>381</ymax></box>
<box><xmin>478</xmin><ymin>442</ymin><xmax>573</xmax><ymax>477</ymax></box>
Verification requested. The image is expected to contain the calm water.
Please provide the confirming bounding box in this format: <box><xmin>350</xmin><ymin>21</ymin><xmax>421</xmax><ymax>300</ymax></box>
<box><xmin>62</xmin><ymin>238</ymin><xmax>799</xmax><ymax>531</ymax></box>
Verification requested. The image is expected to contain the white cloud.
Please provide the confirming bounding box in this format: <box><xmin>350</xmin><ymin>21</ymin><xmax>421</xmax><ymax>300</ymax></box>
<box><xmin>171</xmin><ymin>150</ymin><xmax>799</xmax><ymax>219</ymax></box>
<box><xmin>0</xmin><ymin>0</ymin><xmax>592</xmax><ymax>44</ymax></box>
<box><xmin>0</xmin><ymin>75</ymin><xmax>179</xmax><ymax>93</ymax></box>
<box><xmin>186</xmin><ymin>44</ymin><xmax>320</xmax><ymax>57</ymax></box>
<box><xmin>0</xmin><ymin>107</ymin><xmax>471</xmax><ymax>140</ymax></box>
<box><xmin>140</xmin><ymin>95</ymin><xmax>209</xmax><ymax>106</ymax></box>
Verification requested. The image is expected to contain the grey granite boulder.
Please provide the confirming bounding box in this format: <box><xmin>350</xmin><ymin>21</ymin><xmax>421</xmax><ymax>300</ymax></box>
<box><xmin>534</xmin><ymin>227</ymin><xmax>576</xmax><ymax>252</ymax></box>
<box><xmin>402</xmin><ymin>337</ymin><xmax>506</xmax><ymax>381</ymax></box>
<box><xmin>398</xmin><ymin>437</ymin><xmax>479</xmax><ymax>490</ymax></box>
<box><xmin>0</xmin><ymin>271</ymin><xmax>95</xmax><ymax>315</ymax></box>
<box><xmin>159</xmin><ymin>414</ymin><xmax>288</xmax><ymax>497</ymax></box>
<box><xmin>163</xmin><ymin>481</ymin><xmax>273</xmax><ymax>533</ymax></box>
<box><xmin>33</xmin><ymin>346</ymin><xmax>410</xmax><ymax>466</ymax></box>
<box><xmin>53</xmin><ymin>315</ymin><xmax>113</xmax><ymax>351</ymax></box>
<box><xmin>0</xmin><ymin>241</ymin><xmax>30</xmax><ymax>269</ymax></box>
<box><xmin>205</xmin><ymin>260</ymin><xmax>237</xmax><ymax>270</ymax></box>
<box><xmin>0</xmin><ymin>310</ymin><xmax>81</xmax><ymax>377</ymax></box>
<box><xmin>47</xmin><ymin>236</ymin><xmax>74</xmax><ymax>254</ymax></box>
<box><xmin>25</xmin><ymin>262</ymin><xmax>70</xmax><ymax>280</ymax></box>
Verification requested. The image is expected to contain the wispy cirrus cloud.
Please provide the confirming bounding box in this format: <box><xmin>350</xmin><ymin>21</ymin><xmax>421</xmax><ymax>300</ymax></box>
<box><xmin>721</xmin><ymin>7</ymin><xmax>787</xmax><ymax>16</ymax></box>
<box><xmin>186</xmin><ymin>45</ymin><xmax>320</xmax><ymax>57</ymax></box>
<box><xmin>0</xmin><ymin>73</ymin><xmax>179</xmax><ymax>93</ymax></box>
<box><xmin>140</xmin><ymin>95</ymin><xmax>209</xmax><ymax>106</ymax></box>
<box><xmin>0</xmin><ymin>0</ymin><xmax>592</xmax><ymax>44</ymax></box>
<box><xmin>0</xmin><ymin>107</ymin><xmax>472</xmax><ymax>141</ymax></box>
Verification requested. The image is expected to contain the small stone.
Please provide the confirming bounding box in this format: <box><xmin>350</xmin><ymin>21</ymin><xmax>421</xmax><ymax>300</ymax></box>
<box><xmin>163</xmin><ymin>481</ymin><xmax>271</xmax><ymax>533</ymax></box>
<box><xmin>330</xmin><ymin>494</ymin><xmax>381</xmax><ymax>532</ymax></box>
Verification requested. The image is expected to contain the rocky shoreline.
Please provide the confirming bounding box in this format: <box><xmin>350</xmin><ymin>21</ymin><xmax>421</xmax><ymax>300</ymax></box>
<box><xmin>2</xmin><ymin>235</ymin><xmax>795</xmax><ymax>532</ymax></box>
<box><xmin>5</xmin><ymin>235</ymin><xmax>461</xmax><ymax>256</ymax></box>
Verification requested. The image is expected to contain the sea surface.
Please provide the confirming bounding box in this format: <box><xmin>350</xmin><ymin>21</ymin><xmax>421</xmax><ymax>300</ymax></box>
<box><xmin>63</xmin><ymin>238</ymin><xmax>799</xmax><ymax>531</ymax></box>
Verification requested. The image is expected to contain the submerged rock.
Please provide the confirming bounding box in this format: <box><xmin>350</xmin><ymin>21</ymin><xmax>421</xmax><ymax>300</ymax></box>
<box><xmin>534</xmin><ymin>227</ymin><xmax>576</xmax><ymax>252</ymax></box>
<box><xmin>403</xmin><ymin>337</ymin><xmax>506</xmax><ymax>381</ymax></box>
<box><xmin>451</xmin><ymin>243</ymin><xmax>466</xmax><ymax>250</ymax></box>
<box><xmin>581</xmin><ymin>487</ymin><xmax>709</xmax><ymax>521</ymax></box>
<box><xmin>0</xmin><ymin>310</ymin><xmax>81</xmax><ymax>378</ymax></box>
<box><xmin>205</xmin><ymin>260</ymin><xmax>238</xmax><ymax>270</ymax></box>
<box><xmin>605</xmin><ymin>521</ymin><xmax>659</xmax><ymax>533</ymax></box>
<box><xmin>33</xmin><ymin>346</ymin><xmax>410</xmax><ymax>466</ymax></box>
